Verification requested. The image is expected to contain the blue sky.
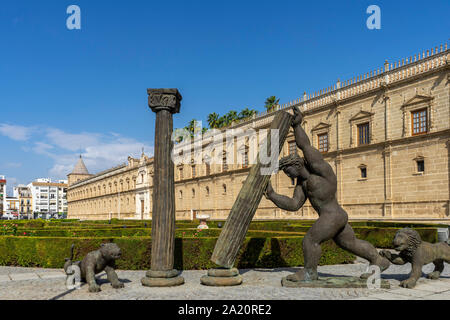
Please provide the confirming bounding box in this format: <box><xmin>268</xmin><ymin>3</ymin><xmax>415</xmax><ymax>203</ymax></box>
<box><xmin>0</xmin><ymin>0</ymin><xmax>449</xmax><ymax>194</ymax></box>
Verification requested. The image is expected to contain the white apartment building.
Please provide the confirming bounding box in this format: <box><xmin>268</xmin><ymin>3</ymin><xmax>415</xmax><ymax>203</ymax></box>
<box><xmin>27</xmin><ymin>178</ymin><xmax>68</xmax><ymax>215</ymax></box>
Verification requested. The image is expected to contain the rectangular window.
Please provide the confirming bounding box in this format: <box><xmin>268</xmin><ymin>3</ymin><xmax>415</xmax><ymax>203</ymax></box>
<box><xmin>243</xmin><ymin>148</ymin><xmax>249</xmax><ymax>168</ymax></box>
<box><xmin>288</xmin><ymin>141</ymin><xmax>297</xmax><ymax>155</ymax></box>
<box><xmin>360</xmin><ymin>167</ymin><xmax>367</xmax><ymax>178</ymax></box>
<box><xmin>192</xmin><ymin>165</ymin><xmax>196</xmax><ymax>178</ymax></box>
<box><xmin>411</xmin><ymin>109</ymin><xmax>428</xmax><ymax>135</ymax></box>
<box><xmin>179</xmin><ymin>168</ymin><xmax>183</xmax><ymax>180</ymax></box>
<box><xmin>205</xmin><ymin>163</ymin><xmax>210</xmax><ymax>176</ymax></box>
<box><xmin>222</xmin><ymin>157</ymin><xmax>228</xmax><ymax>171</ymax></box>
<box><xmin>318</xmin><ymin>133</ymin><xmax>329</xmax><ymax>153</ymax></box>
<box><xmin>417</xmin><ymin>160</ymin><xmax>425</xmax><ymax>173</ymax></box>
<box><xmin>358</xmin><ymin>123</ymin><xmax>370</xmax><ymax>145</ymax></box>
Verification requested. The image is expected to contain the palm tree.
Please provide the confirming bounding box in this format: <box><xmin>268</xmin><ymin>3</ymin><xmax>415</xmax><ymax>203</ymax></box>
<box><xmin>207</xmin><ymin>112</ymin><xmax>220</xmax><ymax>129</ymax></box>
<box><xmin>238</xmin><ymin>107</ymin><xmax>257</xmax><ymax>120</ymax></box>
<box><xmin>264</xmin><ymin>96</ymin><xmax>280</xmax><ymax>112</ymax></box>
<box><xmin>185</xmin><ymin>119</ymin><xmax>202</xmax><ymax>138</ymax></box>
<box><xmin>225</xmin><ymin>110</ymin><xmax>238</xmax><ymax>126</ymax></box>
<box><xmin>217</xmin><ymin>116</ymin><xmax>226</xmax><ymax>128</ymax></box>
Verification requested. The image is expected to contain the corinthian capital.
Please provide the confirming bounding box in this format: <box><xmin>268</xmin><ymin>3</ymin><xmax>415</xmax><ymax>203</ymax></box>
<box><xmin>147</xmin><ymin>88</ymin><xmax>182</xmax><ymax>114</ymax></box>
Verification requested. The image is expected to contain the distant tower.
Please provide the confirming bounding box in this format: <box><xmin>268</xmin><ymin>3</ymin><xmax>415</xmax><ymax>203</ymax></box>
<box><xmin>67</xmin><ymin>155</ymin><xmax>92</xmax><ymax>186</ymax></box>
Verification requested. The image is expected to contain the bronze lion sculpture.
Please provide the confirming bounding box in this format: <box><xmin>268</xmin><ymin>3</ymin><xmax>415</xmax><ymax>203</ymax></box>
<box><xmin>380</xmin><ymin>228</ymin><xmax>450</xmax><ymax>288</ymax></box>
<box><xmin>64</xmin><ymin>243</ymin><xmax>124</xmax><ymax>292</ymax></box>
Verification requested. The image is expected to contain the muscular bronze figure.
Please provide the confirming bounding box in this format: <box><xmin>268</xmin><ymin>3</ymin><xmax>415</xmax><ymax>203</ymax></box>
<box><xmin>265</xmin><ymin>107</ymin><xmax>390</xmax><ymax>282</ymax></box>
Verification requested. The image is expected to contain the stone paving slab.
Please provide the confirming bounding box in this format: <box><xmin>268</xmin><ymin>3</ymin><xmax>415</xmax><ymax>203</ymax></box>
<box><xmin>368</xmin><ymin>292</ymin><xmax>412</xmax><ymax>300</ymax></box>
<box><xmin>413</xmin><ymin>281</ymin><xmax>450</xmax><ymax>293</ymax></box>
<box><xmin>0</xmin><ymin>275</ymin><xmax>11</xmax><ymax>282</ymax></box>
<box><xmin>419</xmin><ymin>292</ymin><xmax>450</xmax><ymax>300</ymax></box>
<box><xmin>9</xmin><ymin>273</ymin><xmax>39</xmax><ymax>281</ymax></box>
<box><xmin>37</xmin><ymin>272</ymin><xmax>66</xmax><ymax>279</ymax></box>
<box><xmin>388</xmin><ymin>287</ymin><xmax>435</xmax><ymax>298</ymax></box>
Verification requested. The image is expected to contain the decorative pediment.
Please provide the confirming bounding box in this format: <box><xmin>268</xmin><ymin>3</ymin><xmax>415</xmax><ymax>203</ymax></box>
<box><xmin>311</xmin><ymin>122</ymin><xmax>331</xmax><ymax>131</ymax></box>
<box><xmin>402</xmin><ymin>94</ymin><xmax>433</xmax><ymax>108</ymax></box>
<box><xmin>349</xmin><ymin>110</ymin><xmax>374</xmax><ymax>122</ymax></box>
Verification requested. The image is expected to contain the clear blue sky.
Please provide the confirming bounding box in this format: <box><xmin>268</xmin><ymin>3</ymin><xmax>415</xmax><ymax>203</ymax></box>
<box><xmin>0</xmin><ymin>0</ymin><xmax>449</xmax><ymax>194</ymax></box>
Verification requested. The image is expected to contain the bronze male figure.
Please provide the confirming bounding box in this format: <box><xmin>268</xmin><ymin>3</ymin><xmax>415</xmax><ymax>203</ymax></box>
<box><xmin>265</xmin><ymin>107</ymin><xmax>390</xmax><ymax>282</ymax></box>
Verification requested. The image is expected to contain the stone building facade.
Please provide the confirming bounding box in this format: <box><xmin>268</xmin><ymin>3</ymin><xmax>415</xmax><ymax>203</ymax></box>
<box><xmin>68</xmin><ymin>43</ymin><xmax>450</xmax><ymax>221</ymax></box>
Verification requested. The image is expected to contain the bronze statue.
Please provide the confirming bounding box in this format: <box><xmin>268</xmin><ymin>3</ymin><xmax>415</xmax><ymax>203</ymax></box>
<box><xmin>264</xmin><ymin>107</ymin><xmax>390</xmax><ymax>282</ymax></box>
<box><xmin>380</xmin><ymin>228</ymin><xmax>450</xmax><ymax>288</ymax></box>
<box><xmin>64</xmin><ymin>243</ymin><xmax>124</xmax><ymax>292</ymax></box>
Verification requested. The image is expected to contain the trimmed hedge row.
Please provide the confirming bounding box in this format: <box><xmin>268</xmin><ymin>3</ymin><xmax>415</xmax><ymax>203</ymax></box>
<box><xmin>353</xmin><ymin>227</ymin><xmax>438</xmax><ymax>248</ymax></box>
<box><xmin>5</xmin><ymin>219</ymin><xmax>446</xmax><ymax>230</ymax></box>
<box><xmin>0</xmin><ymin>236</ymin><xmax>354</xmax><ymax>270</ymax></box>
<box><xmin>16</xmin><ymin>227</ymin><xmax>305</xmax><ymax>238</ymax></box>
<box><xmin>0</xmin><ymin>219</ymin><xmax>442</xmax><ymax>270</ymax></box>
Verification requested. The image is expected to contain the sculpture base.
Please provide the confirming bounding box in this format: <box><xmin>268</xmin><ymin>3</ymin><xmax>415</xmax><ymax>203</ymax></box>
<box><xmin>200</xmin><ymin>268</ymin><xmax>243</xmax><ymax>286</ymax></box>
<box><xmin>281</xmin><ymin>276</ymin><xmax>390</xmax><ymax>289</ymax></box>
<box><xmin>141</xmin><ymin>269</ymin><xmax>185</xmax><ymax>287</ymax></box>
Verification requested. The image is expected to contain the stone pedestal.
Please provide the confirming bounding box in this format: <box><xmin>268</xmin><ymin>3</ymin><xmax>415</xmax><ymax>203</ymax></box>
<box><xmin>141</xmin><ymin>88</ymin><xmax>184</xmax><ymax>287</ymax></box>
<box><xmin>141</xmin><ymin>269</ymin><xmax>184</xmax><ymax>287</ymax></box>
<box><xmin>200</xmin><ymin>268</ymin><xmax>242</xmax><ymax>286</ymax></box>
<box><xmin>197</xmin><ymin>214</ymin><xmax>210</xmax><ymax>229</ymax></box>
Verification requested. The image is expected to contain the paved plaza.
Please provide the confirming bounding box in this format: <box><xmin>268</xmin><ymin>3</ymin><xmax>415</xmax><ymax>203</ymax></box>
<box><xmin>0</xmin><ymin>259</ymin><xmax>449</xmax><ymax>300</ymax></box>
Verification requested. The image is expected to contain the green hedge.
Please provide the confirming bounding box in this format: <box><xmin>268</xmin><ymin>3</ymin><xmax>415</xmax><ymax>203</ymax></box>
<box><xmin>353</xmin><ymin>227</ymin><xmax>438</xmax><ymax>248</ymax></box>
<box><xmin>13</xmin><ymin>227</ymin><xmax>305</xmax><ymax>238</ymax></box>
<box><xmin>0</xmin><ymin>236</ymin><xmax>354</xmax><ymax>270</ymax></box>
<box><xmin>0</xmin><ymin>219</ymin><xmax>442</xmax><ymax>270</ymax></box>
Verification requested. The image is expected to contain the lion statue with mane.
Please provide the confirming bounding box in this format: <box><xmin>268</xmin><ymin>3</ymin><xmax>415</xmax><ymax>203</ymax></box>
<box><xmin>380</xmin><ymin>228</ymin><xmax>450</xmax><ymax>288</ymax></box>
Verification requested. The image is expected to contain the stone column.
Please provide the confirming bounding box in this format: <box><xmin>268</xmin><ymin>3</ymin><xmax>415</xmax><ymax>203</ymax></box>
<box><xmin>141</xmin><ymin>88</ymin><xmax>184</xmax><ymax>287</ymax></box>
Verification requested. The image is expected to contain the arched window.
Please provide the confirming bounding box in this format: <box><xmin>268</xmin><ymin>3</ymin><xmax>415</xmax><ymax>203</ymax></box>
<box><xmin>179</xmin><ymin>190</ymin><xmax>183</xmax><ymax>199</ymax></box>
<box><xmin>205</xmin><ymin>186</ymin><xmax>210</xmax><ymax>197</ymax></box>
<box><xmin>222</xmin><ymin>184</ymin><xmax>227</xmax><ymax>194</ymax></box>
<box><xmin>192</xmin><ymin>188</ymin><xmax>195</xmax><ymax>198</ymax></box>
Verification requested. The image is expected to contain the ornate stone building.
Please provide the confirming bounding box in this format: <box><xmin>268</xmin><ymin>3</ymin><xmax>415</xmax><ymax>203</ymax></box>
<box><xmin>68</xmin><ymin>43</ymin><xmax>449</xmax><ymax>222</ymax></box>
